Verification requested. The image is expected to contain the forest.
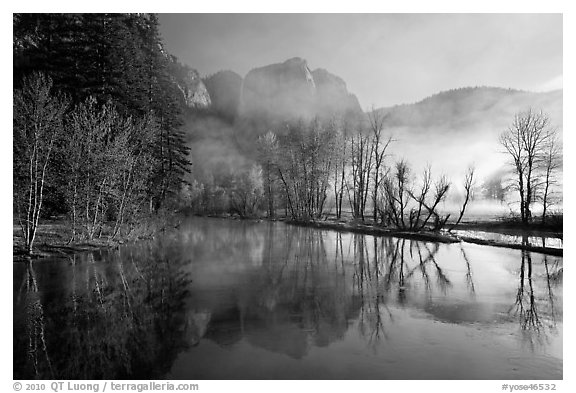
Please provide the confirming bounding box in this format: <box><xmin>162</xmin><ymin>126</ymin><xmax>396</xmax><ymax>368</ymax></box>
<box><xmin>13</xmin><ymin>14</ymin><xmax>192</xmax><ymax>252</ymax></box>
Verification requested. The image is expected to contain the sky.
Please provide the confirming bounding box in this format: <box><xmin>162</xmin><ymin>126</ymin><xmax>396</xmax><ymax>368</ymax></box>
<box><xmin>158</xmin><ymin>13</ymin><xmax>563</xmax><ymax>109</ymax></box>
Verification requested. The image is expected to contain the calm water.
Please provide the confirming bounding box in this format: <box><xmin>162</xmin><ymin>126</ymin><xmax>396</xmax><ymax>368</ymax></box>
<box><xmin>452</xmin><ymin>229</ymin><xmax>563</xmax><ymax>249</ymax></box>
<box><xmin>13</xmin><ymin>217</ymin><xmax>563</xmax><ymax>380</ymax></box>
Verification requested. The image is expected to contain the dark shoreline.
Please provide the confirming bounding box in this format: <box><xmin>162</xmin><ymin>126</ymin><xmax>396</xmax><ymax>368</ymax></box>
<box><xmin>12</xmin><ymin>215</ymin><xmax>181</xmax><ymax>263</ymax></box>
<box><xmin>281</xmin><ymin>219</ymin><xmax>562</xmax><ymax>256</ymax></box>
<box><xmin>13</xmin><ymin>237</ymin><xmax>145</xmax><ymax>263</ymax></box>
<box><xmin>284</xmin><ymin>219</ymin><xmax>460</xmax><ymax>244</ymax></box>
<box><xmin>457</xmin><ymin>236</ymin><xmax>563</xmax><ymax>256</ymax></box>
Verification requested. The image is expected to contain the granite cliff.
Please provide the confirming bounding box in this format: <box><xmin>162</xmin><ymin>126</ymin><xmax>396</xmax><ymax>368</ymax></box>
<box><xmin>239</xmin><ymin>57</ymin><xmax>362</xmax><ymax>120</ymax></box>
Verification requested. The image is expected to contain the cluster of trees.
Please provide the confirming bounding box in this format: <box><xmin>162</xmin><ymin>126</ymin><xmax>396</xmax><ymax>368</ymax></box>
<box><xmin>250</xmin><ymin>112</ymin><xmax>475</xmax><ymax>230</ymax></box>
<box><xmin>241</xmin><ymin>106</ymin><xmax>561</xmax><ymax>228</ymax></box>
<box><xmin>499</xmin><ymin>109</ymin><xmax>562</xmax><ymax>224</ymax></box>
<box><xmin>179</xmin><ymin>165</ymin><xmax>264</xmax><ymax>218</ymax></box>
<box><xmin>179</xmin><ymin>108</ymin><xmax>478</xmax><ymax>231</ymax></box>
<box><xmin>481</xmin><ymin>170</ymin><xmax>507</xmax><ymax>202</ymax></box>
<box><xmin>257</xmin><ymin>120</ymin><xmax>341</xmax><ymax>220</ymax></box>
<box><xmin>13</xmin><ymin>14</ymin><xmax>192</xmax><ymax>252</ymax></box>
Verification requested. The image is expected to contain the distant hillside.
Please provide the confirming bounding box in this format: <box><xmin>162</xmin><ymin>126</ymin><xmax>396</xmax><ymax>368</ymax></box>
<box><xmin>369</xmin><ymin>86</ymin><xmax>563</xmax><ymax>186</ymax></box>
<box><xmin>179</xmin><ymin>61</ymin><xmax>563</xmax><ymax>190</ymax></box>
<box><xmin>374</xmin><ymin>87</ymin><xmax>562</xmax><ymax>133</ymax></box>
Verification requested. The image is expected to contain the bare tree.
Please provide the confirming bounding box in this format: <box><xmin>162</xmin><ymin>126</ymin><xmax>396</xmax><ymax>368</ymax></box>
<box><xmin>331</xmin><ymin>118</ymin><xmax>349</xmax><ymax>220</ymax></box>
<box><xmin>230</xmin><ymin>165</ymin><xmax>264</xmax><ymax>218</ymax></box>
<box><xmin>65</xmin><ymin>98</ymin><xmax>159</xmax><ymax>241</ymax></box>
<box><xmin>500</xmin><ymin>109</ymin><xmax>555</xmax><ymax>223</ymax></box>
<box><xmin>406</xmin><ymin>165</ymin><xmax>432</xmax><ymax>230</ymax></box>
<box><xmin>256</xmin><ymin>131</ymin><xmax>279</xmax><ymax>218</ymax></box>
<box><xmin>448</xmin><ymin>166</ymin><xmax>475</xmax><ymax>232</ymax></box>
<box><xmin>111</xmin><ymin>115</ymin><xmax>159</xmax><ymax>239</ymax></box>
<box><xmin>13</xmin><ymin>73</ymin><xmax>68</xmax><ymax>253</ymax></box>
<box><xmin>274</xmin><ymin>119</ymin><xmax>339</xmax><ymax>220</ymax></box>
<box><xmin>381</xmin><ymin>160</ymin><xmax>411</xmax><ymax>228</ymax></box>
<box><xmin>417</xmin><ymin>175</ymin><xmax>451</xmax><ymax>231</ymax></box>
<box><xmin>349</xmin><ymin>131</ymin><xmax>373</xmax><ymax>221</ymax></box>
<box><xmin>368</xmin><ymin>109</ymin><xmax>393</xmax><ymax>222</ymax></box>
<box><xmin>538</xmin><ymin>133</ymin><xmax>562</xmax><ymax>224</ymax></box>
<box><xmin>386</xmin><ymin>163</ymin><xmax>452</xmax><ymax>231</ymax></box>
<box><xmin>66</xmin><ymin>98</ymin><xmax>117</xmax><ymax>240</ymax></box>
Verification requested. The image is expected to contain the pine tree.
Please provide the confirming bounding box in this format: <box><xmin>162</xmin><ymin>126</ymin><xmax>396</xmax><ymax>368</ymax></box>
<box><xmin>133</xmin><ymin>14</ymin><xmax>191</xmax><ymax>210</ymax></box>
<box><xmin>14</xmin><ymin>13</ymin><xmax>193</xmax><ymax>214</ymax></box>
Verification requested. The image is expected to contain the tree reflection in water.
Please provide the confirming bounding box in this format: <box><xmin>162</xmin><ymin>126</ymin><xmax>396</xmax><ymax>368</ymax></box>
<box><xmin>13</xmin><ymin>219</ymin><xmax>563</xmax><ymax>379</ymax></box>
<box><xmin>15</xmin><ymin>261</ymin><xmax>54</xmax><ymax>379</ymax></box>
<box><xmin>508</xmin><ymin>235</ymin><xmax>562</xmax><ymax>351</ymax></box>
<box><xmin>351</xmin><ymin>236</ymin><xmax>458</xmax><ymax>347</ymax></box>
<box><xmin>13</xmin><ymin>240</ymin><xmax>192</xmax><ymax>380</ymax></box>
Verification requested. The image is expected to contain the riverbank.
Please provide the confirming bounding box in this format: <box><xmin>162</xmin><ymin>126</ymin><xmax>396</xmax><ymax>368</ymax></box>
<box><xmin>237</xmin><ymin>214</ymin><xmax>560</xmax><ymax>256</ymax></box>
<box><xmin>281</xmin><ymin>218</ymin><xmax>563</xmax><ymax>256</ymax></box>
<box><xmin>285</xmin><ymin>219</ymin><xmax>460</xmax><ymax>244</ymax></box>
<box><xmin>12</xmin><ymin>214</ymin><xmax>181</xmax><ymax>262</ymax></box>
<box><xmin>454</xmin><ymin>218</ymin><xmax>562</xmax><ymax>238</ymax></box>
<box><xmin>190</xmin><ymin>212</ymin><xmax>564</xmax><ymax>256</ymax></box>
<box><xmin>14</xmin><ymin>213</ymin><xmax>563</xmax><ymax>262</ymax></box>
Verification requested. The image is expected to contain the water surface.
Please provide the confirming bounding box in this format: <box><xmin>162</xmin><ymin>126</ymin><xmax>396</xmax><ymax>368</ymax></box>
<box><xmin>453</xmin><ymin>229</ymin><xmax>563</xmax><ymax>250</ymax></box>
<box><xmin>13</xmin><ymin>217</ymin><xmax>563</xmax><ymax>379</ymax></box>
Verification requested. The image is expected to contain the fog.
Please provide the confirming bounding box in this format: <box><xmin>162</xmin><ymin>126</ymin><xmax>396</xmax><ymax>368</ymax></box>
<box><xmin>159</xmin><ymin>14</ymin><xmax>562</xmax><ymax>109</ymax></box>
<box><xmin>184</xmin><ymin>113</ymin><xmax>252</xmax><ymax>182</ymax></box>
<box><xmin>379</xmin><ymin>87</ymin><xmax>563</xmax><ymax>190</ymax></box>
<box><xmin>180</xmin><ymin>66</ymin><xmax>562</xmax><ymax>220</ymax></box>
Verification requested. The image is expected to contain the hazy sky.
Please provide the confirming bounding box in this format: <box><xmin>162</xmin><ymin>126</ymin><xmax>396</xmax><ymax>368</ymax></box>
<box><xmin>159</xmin><ymin>14</ymin><xmax>562</xmax><ymax>108</ymax></box>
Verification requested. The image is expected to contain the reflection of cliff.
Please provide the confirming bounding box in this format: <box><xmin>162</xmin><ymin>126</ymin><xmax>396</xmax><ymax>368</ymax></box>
<box><xmin>202</xmin><ymin>225</ymin><xmax>361</xmax><ymax>358</ymax></box>
<box><xmin>177</xmin><ymin>218</ymin><xmax>266</xmax><ymax>267</ymax></box>
<box><xmin>13</xmin><ymin>243</ymin><xmax>192</xmax><ymax>380</ymax></box>
<box><xmin>180</xmin><ymin>219</ymin><xmax>562</xmax><ymax>358</ymax></box>
<box><xmin>14</xmin><ymin>219</ymin><xmax>564</xmax><ymax>378</ymax></box>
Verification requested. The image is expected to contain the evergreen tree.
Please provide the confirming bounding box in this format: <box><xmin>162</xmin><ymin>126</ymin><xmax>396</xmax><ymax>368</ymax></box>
<box><xmin>14</xmin><ymin>13</ymin><xmax>192</xmax><ymax>215</ymax></box>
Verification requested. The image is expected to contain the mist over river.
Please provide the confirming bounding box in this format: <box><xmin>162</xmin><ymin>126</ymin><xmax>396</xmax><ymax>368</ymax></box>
<box><xmin>13</xmin><ymin>217</ymin><xmax>562</xmax><ymax>380</ymax></box>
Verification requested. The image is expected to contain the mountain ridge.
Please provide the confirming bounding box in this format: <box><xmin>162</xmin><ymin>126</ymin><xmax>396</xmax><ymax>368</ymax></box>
<box><xmin>376</xmin><ymin>86</ymin><xmax>562</xmax><ymax>111</ymax></box>
<box><xmin>371</xmin><ymin>86</ymin><xmax>562</xmax><ymax>132</ymax></box>
<box><xmin>183</xmin><ymin>57</ymin><xmax>562</xmax><ymax>127</ymax></box>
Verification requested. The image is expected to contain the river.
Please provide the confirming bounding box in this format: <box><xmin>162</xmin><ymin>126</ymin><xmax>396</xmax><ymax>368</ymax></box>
<box><xmin>13</xmin><ymin>217</ymin><xmax>562</xmax><ymax>380</ymax></box>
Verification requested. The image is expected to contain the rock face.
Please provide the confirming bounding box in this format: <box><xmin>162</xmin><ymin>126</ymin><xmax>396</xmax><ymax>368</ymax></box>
<box><xmin>239</xmin><ymin>57</ymin><xmax>362</xmax><ymax>121</ymax></box>
<box><xmin>240</xmin><ymin>57</ymin><xmax>317</xmax><ymax>120</ymax></box>
<box><xmin>311</xmin><ymin>68</ymin><xmax>362</xmax><ymax>117</ymax></box>
<box><xmin>172</xmin><ymin>57</ymin><xmax>363</xmax><ymax>119</ymax></box>
<box><xmin>178</xmin><ymin>69</ymin><xmax>211</xmax><ymax>109</ymax></box>
<box><xmin>240</xmin><ymin>57</ymin><xmax>362</xmax><ymax>119</ymax></box>
<box><xmin>203</xmin><ymin>70</ymin><xmax>243</xmax><ymax>120</ymax></box>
